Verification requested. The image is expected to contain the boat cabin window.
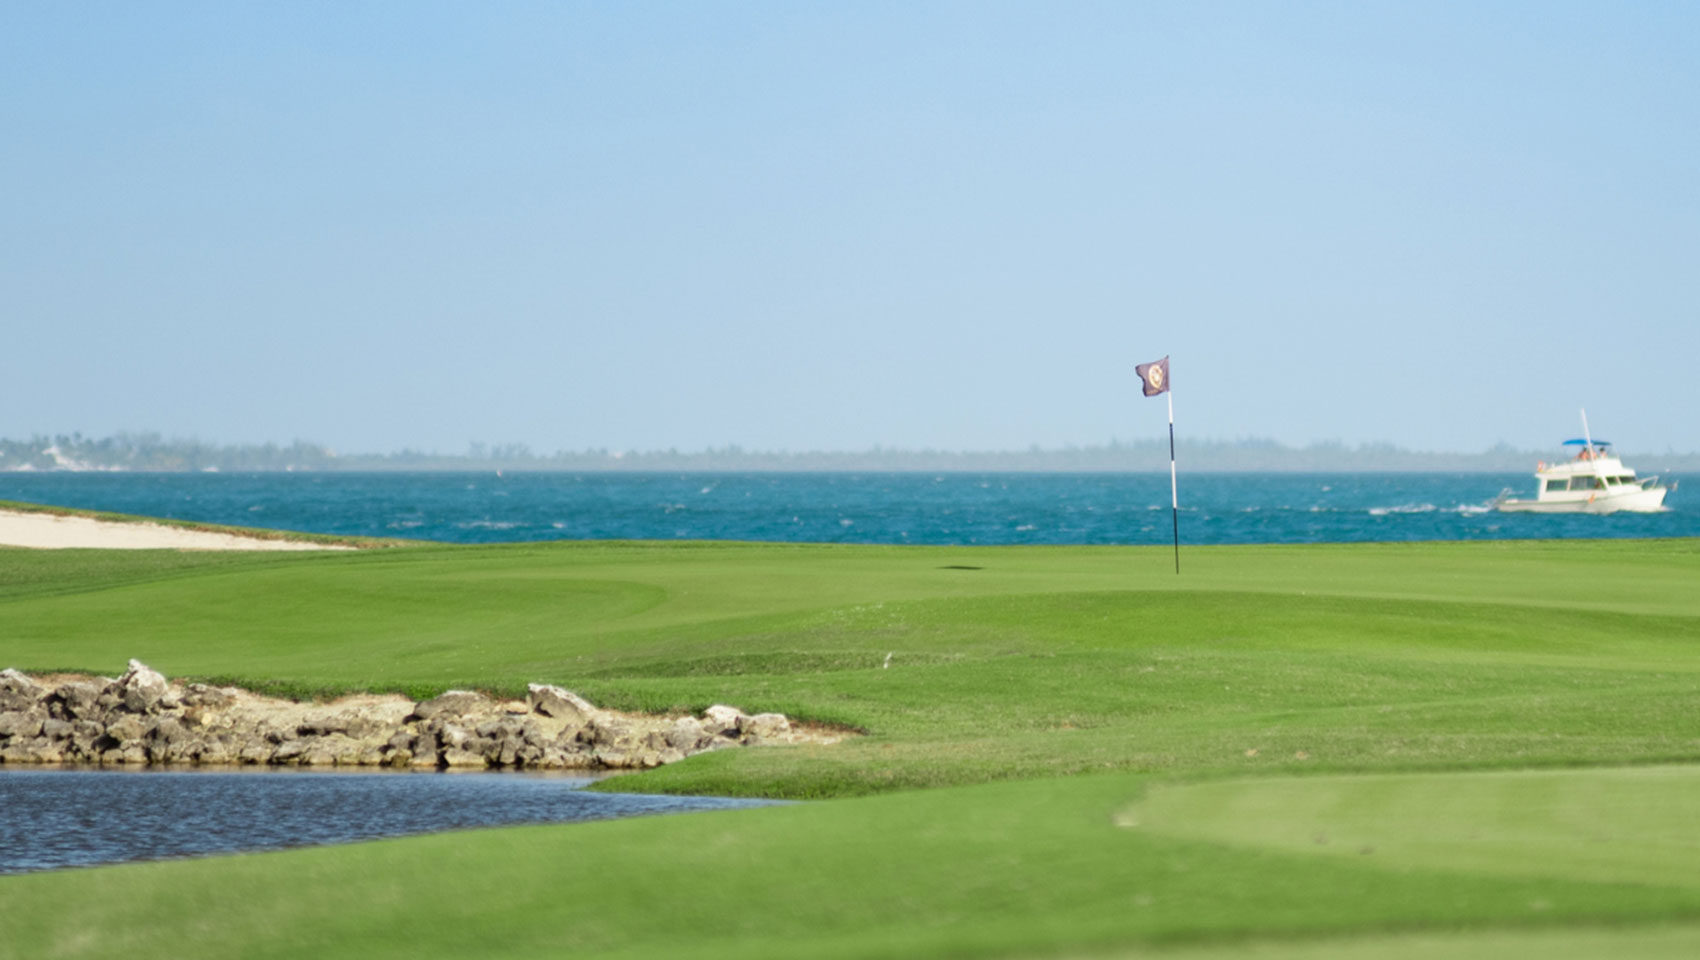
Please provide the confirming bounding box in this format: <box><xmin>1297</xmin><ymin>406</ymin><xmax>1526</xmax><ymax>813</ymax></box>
<box><xmin>1544</xmin><ymin>480</ymin><xmax>1567</xmax><ymax>493</ymax></box>
<box><xmin>1569</xmin><ymin>477</ymin><xmax>1599</xmax><ymax>491</ymax></box>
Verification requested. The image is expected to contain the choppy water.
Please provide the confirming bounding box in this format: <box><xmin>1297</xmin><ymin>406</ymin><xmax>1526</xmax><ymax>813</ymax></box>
<box><xmin>0</xmin><ymin>768</ymin><xmax>772</xmax><ymax>874</ymax></box>
<box><xmin>0</xmin><ymin>471</ymin><xmax>1689</xmax><ymax>545</ymax></box>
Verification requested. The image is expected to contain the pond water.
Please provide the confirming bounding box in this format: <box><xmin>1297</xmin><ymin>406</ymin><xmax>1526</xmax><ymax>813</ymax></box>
<box><xmin>0</xmin><ymin>767</ymin><xmax>775</xmax><ymax>875</ymax></box>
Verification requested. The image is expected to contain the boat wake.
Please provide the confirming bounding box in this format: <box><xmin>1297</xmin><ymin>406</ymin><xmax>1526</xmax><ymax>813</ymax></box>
<box><xmin>1366</xmin><ymin>503</ymin><xmax>1493</xmax><ymax>516</ymax></box>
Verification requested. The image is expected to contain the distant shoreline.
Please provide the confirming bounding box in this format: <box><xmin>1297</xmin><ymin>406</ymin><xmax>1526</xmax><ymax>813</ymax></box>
<box><xmin>6</xmin><ymin>434</ymin><xmax>1699</xmax><ymax>475</ymax></box>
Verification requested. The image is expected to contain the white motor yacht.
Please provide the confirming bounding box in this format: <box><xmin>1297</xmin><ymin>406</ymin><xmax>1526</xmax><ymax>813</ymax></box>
<box><xmin>1495</xmin><ymin>413</ymin><xmax>1671</xmax><ymax>514</ymax></box>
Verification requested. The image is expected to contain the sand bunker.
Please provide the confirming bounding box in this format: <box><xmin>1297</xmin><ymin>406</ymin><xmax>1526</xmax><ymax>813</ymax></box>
<box><xmin>0</xmin><ymin>509</ymin><xmax>351</xmax><ymax>551</ymax></box>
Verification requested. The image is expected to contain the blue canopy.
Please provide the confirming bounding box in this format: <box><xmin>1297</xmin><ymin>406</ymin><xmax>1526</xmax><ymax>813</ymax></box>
<box><xmin>1563</xmin><ymin>439</ymin><xmax>1610</xmax><ymax>446</ymax></box>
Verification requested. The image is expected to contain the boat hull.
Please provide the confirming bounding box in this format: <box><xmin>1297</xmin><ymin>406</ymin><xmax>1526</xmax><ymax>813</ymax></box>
<box><xmin>1496</xmin><ymin>486</ymin><xmax>1668</xmax><ymax>514</ymax></box>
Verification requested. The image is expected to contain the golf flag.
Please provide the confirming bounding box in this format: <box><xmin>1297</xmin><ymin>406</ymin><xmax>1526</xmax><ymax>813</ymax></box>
<box><xmin>1136</xmin><ymin>356</ymin><xmax>1170</xmax><ymax>397</ymax></box>
<box><xmin>1135</xmin><ymin>355</ymin><xmax>1179</xmax><ymax>573</ymax></box>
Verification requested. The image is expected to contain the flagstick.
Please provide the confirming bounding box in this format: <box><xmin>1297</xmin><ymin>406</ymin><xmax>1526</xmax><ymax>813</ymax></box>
<box><xmin>1167</xmin><ymin>388</ymin><xmax>1179</xmax><ymax>574</ymax></box>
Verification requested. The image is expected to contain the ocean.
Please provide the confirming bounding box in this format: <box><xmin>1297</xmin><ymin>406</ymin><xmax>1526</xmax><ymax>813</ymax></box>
<box><xmin>0</xmin><ymin>472</ymin><xmax>1689</xmax><ymax>546</ymax></box>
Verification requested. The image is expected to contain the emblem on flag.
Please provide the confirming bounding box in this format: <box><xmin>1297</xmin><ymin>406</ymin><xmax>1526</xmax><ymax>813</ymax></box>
<box><xmin>1136</xmin><ymin>356</ymin><xmax>1170</xmax><ymax>397</ymax></box>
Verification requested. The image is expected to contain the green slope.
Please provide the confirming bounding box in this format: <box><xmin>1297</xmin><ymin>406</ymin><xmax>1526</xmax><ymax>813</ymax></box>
<box><xmin>4</xmin><ymin>770</ymin><xmax>1700</xmax><ymax>960</ymax></box>
<box><xmin>1</xmin><ymin>536</ymin><xmax>1698</xmax><ymax>957</ymax></box>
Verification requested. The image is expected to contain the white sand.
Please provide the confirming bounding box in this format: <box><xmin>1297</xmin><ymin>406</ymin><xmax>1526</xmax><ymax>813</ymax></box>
<box><xmin>0</xmin><ymin>509</ymin><xmax>353</xmax><ymax>551</ymax></box>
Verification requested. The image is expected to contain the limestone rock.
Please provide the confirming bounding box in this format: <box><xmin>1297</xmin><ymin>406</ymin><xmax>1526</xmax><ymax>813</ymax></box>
<box><xmin>271</xmin><ymin>739</ymin><xmax>310</xmax><ymax>764</ymax></box>
<box><xmin>0</xmin><ymin>668</ymin><xmax>43</xmax><ymax>712</ymax></box>
<box><xmin>47</xmin><ymin>681</ymin><xmax>104</xmax><ymax>721</ymax></box>
<box><xmin>0</xmin><ymin>665</ymin><xmax>819</xmax><ymax>771</ymax></box>
<box><xmin>439</xmin><ymin>723</ymin><xmax>472</xmax><ymax>750</ymax></box>
<box><xmin>296</xmin><ymin>716</ymin><xmax>349</xmax><ymax>737</ymax></box>
<box><xmin>341</xmin><ymin>714</ymin><xmax>387</xmax><ymax>740</ymax></box>
<box><xmin>2</xmin><ymin>738</ymin><xmax>62</xmax><ymax>764</ymax></box>
<box><xmin>70</xmin><ymin>720</ymin><xmax>104</xmax><ymax>753</ymax></box>
<box><xmin>180</xmin><ymin>683</ymin><xmax>236</xmax><ymax>709</ymax></box>
<box><xmin>665</xmin><ymin>717</ymin><xmax>709</xmax><ymax>751</ymax></box>
<box><xmin>411</xmin><ymin>690</ymin><xmax>490</xmax><ymax>721</ymax></box>
<box><xmin>0</xmin><ymin>711</ymin><xmax>45</xmax><ymax>740</ymax></box>
<box><xmin>588</xmin><ymin>716</ymin><xmax>640</xmax><ymax>750</ymax></box>
<box><xmin>298</xmin><ymin>744</ymin><xmax>338</xmax><ymax>766</ymax></box>
<box><xmin>442</xmin><ymin>747</ymin><xmax>487</xmax><ymax>768</ymax></box>
<box><xmin>107</xmin><ymin>743</ymin><xmax>147</xmax><ymax>764</ymax></box>
<box><xmin>112</xmin><ymin>659</ymin><xmax>171</xmax><ymax>714</ymax></box>
<box><xmin>741</xmin><ymin>713</ymin><xmax>792</xmax><ymax>741</ymax></box>
<box><xmin>106</xmin><ymin>714</ymin><xmax>153</xmax><ymax>744</ymax></box>
<box><xmin>527</xmin><ymin>684</ymin><xmax>598</xmax><ymax>723</ymax></box>
<box><xmin>237</xmin><ymin>741</ymin><xmax>274</xmax><ymax>764</ymax></box>
<box><xmin>411</xmin><ymin>730</ymin><xmax>441</xmax><ymax>759</ymax></box>
<box><xmin>592</xmin><ymin>746</ymin><xmax>631</xmax><ymax>768</ymax></box>
<box><xmin>150</xmin><ymin>737</ymin><xmax>198</xmax><ymax>764</ymax></box>
<box><xmin>702</xmin><ymin>704</ymin><xmax>748</xmax><ymax>736</ymax></box>
<box><xmin>196</xmin><ymin>739</ymin><xmax>234</xmax><ymax>765</ymax></box>
<box><xmin>152</xmin><ymin>717</ymin><xmax>190</xmax><ymax>745</ymax></box>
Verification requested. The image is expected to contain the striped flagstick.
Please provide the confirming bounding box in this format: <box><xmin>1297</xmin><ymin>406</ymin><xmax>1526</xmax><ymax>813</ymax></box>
<box><xmin>1135</xmin><ymin>356</ymin><xmax>1179</xmax><ymax>574</ymax></box>
<box><xmin>1167</xmin><ymin>385</ymin><xmax>1179</xmax><ymax>574</ymax></box>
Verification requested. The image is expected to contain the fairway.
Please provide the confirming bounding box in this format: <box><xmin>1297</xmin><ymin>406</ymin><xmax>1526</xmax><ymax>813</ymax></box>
<box><xmin>2</xmin><ymin>537</ymin><xmax>1698</xmax><ymax>958</ymax></box>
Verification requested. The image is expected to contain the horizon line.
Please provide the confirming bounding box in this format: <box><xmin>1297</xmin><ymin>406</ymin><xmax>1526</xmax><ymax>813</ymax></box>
<box><xmin>7</xmin><ymin>433</ymin><xmax>1697</xmax><ymax>460</ymax></box>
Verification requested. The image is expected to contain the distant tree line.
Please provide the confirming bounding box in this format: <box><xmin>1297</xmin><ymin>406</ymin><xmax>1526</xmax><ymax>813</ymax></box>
<box><xmin>0</xmin><ymin>433</ymin><xmax>337</xmax><ymax>472</ymax></box>
<box><xmin>3</xmin><ymin>432</ymin><xmax>1696</xmax><ymax>474</ymax></box>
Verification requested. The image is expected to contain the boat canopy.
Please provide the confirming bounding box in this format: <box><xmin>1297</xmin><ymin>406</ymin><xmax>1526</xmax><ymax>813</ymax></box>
<box><xmin>1562</xmin><ymin>439</ymin><xmax>1610</xmax><ymax>446</ymax></box>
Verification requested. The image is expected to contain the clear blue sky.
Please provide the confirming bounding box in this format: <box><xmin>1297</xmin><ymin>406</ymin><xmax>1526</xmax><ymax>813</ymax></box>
<box><xmin>4</xmin><ymin>2</ymin><xmax>1696</xmax><ymax>454</ymax></box>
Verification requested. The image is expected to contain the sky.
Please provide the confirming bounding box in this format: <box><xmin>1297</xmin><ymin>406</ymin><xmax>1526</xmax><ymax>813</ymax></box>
<box><xmin>3</xmin><ymin>2</ymin><xmax>1696</xmax><ymax>455</ymax></box>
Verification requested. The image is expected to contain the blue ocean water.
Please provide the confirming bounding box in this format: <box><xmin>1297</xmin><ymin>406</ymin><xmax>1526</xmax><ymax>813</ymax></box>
<box><xmin>0</xmin><ymin>471</ymin><xmax>1689</xmax><ymax>545</ymax></box>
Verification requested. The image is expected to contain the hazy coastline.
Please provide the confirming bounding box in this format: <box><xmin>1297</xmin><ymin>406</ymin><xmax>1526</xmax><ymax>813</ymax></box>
<box><xmin>8</xmin><ymin>433</ymin><xmax>1700</xmax><ymax>474</ymax></box>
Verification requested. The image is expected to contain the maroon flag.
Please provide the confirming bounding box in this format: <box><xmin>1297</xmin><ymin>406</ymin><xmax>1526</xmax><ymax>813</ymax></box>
<box><xmin>1136</xmin><ymin>356</ymin><xmax>1170</xmax><ymax>397</ymax></box>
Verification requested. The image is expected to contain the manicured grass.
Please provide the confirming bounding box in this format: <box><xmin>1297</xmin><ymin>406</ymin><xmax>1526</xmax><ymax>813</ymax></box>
<box><xmin>4</xmin><ymin>770</ymin><xmax>1700</xmax><ymax>960</ymax></box>
<box><xmin>1131</xmin><ymin>764</ymin><xmax>1700</xmax><ymax>890</ymax></box>
<box><xmin>3</xmin><ymin>539</ymin><xmax>1697</xmax><ymax>796</ymax></box>
<box><xmin>1</xmin><ymin>535</ymin><xmax>1698</xmax><ymax>957</ymax></box>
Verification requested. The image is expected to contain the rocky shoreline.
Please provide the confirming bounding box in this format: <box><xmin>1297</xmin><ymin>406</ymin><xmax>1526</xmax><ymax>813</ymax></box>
<box><xmin>0</xmin><ymin>661</ymin><xmax>840</xmax><ymax>771</ymax></box>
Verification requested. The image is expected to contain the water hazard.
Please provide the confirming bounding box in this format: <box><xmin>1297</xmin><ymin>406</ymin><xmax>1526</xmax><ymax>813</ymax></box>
<box><xmin>0</xmin><ymin>767</ymin><xmax>774</xmax><ymax>875</ymax></box>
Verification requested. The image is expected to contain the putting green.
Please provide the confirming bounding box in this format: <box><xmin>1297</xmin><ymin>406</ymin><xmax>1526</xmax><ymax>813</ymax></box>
<box><xmin>1090</xmin><ymin>924</ymin><xmax>1700</xmax><ymax>959</ymax></box>
<box><xmin>1127</xmin><ymin>764</ymin><xmax>1700</xmax><ymax>889</ymax></box>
